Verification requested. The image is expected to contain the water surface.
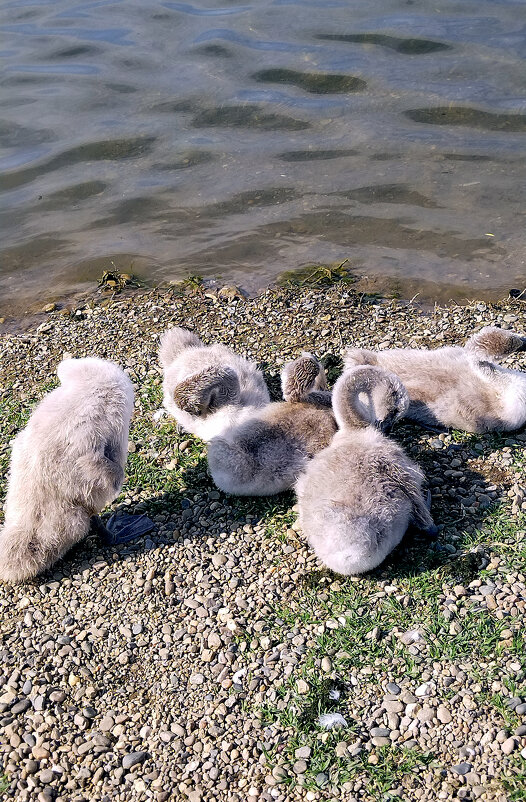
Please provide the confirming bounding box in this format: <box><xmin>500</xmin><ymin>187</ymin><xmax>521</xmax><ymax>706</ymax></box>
<box><xmin>2</xmin><ymin>0</ymin><xmax>526</xmax><ymax>314</ymax></box>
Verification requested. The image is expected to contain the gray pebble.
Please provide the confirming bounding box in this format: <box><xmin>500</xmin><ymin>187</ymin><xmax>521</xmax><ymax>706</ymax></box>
<box><xmin>452</xmin><ymin>763</ymin><xmax>472</xmax><ymax>775</ymax></box>
<box><xmin>294</xmin><ymin>746</ymin><xmax>311</xmax><ymax>759</ymax></box>
<box><xmin>11</xmin><ymin>699</ymin><xmax>31</xmax><ymax>715</ymax></box>
<box><xmin>122</xmin><ymin>751</ymin><xmax>148</xmax><ymax>770</ymax></box>
<box><xmin>293</xmin><ymin>760</ymin><xmax>307</xmax><ymax>774</ymax></box>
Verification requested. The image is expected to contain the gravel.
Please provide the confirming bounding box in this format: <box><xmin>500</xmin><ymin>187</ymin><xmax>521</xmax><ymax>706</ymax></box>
<box><xmin>1</xmin><ymin>282</ymin><xmax>526</xmax><ymax>801</ymax></box>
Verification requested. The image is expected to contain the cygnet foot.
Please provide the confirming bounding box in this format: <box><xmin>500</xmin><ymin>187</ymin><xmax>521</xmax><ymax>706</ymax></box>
<box><xmin>419</xmin><ymin>422</ymin><xmax>449</xmax><ymax>434</ymax></box>
<box><xmin>92</xmin><ymin>514</ymin><xmax>155</xmax><ymax>545</ymax></box>
<box><xmin>422</xmin><ymin>524</ymin><xmax>440</xmax><ymax>539</ymax></box>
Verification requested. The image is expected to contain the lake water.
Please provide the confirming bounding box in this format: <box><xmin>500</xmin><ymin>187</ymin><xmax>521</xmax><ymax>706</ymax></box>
<box><xmin>2</xmin><ymin>0</ymin><xmax>526</xmax><ymax>316</ymax></box>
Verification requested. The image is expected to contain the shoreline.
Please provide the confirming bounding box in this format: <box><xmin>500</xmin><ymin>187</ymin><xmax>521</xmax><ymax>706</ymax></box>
<box><xmin>1</xmin><ymin>265</ymin><xmax>525</xmax><ymax>336</ymax></box>
<box><xmin>1</xmin><ymin>281</ymin><xmax>526</xmax><ymax>801</ymax></box>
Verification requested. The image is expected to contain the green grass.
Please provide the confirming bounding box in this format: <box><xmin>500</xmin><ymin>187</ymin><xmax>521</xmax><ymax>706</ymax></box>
<box><xmin>254</xmin><ymin>500</ymin><xmax>526</xmax><ymax>791</ymax></box>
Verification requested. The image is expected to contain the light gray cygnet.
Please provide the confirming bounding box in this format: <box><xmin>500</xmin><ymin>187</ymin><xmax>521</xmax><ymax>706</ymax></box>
<box><xmin>296</xmin><ymin>365</ymin><xmax>436</xmax><ymax>576</ymax></box>
<box><xmin>207</xmin><ymin>353</ymin><xmax>337</xmax><ymax>495</ymax></box>
<box><xmin>344</xmin><ymin>326</ymin><xmax>526</xmax><ymax>433</ymax></box>
<box><xmin>0</xmin><ymin>358</ymin><xmax>134</xmax><ymax>582</ymax></box>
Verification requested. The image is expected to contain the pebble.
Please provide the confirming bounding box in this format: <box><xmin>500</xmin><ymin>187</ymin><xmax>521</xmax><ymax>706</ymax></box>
<box><xmin>501</xmin><ymin>737</ymin><xmax>517</xmax><ymax>755</ymax></box>
<box><xmin>122</xmin><ymin>751</ymin><xmax>148</xmax><ymax>770</ymax></box>
<box><xmin>293</xmin><ymin>760</ymin><xmax>307</xmax><ymax>774</ymax></box>
<box><xmin>452</xmin><ymin>763</ymin><xmax>472</xmax><ymax>776</ymax></box>
<box><xmin>437</xmin><ymin>706</ymin><xmax>452</xmax><ymax>724</ymax></box>
<box><xmin>415</xmin><ymin>683</ymin><xmax>432</xmax><ymax>697</ymax></box>
<box><xmin>294</xmin><ymin>746</ymin><xmax>311</xmax><ymax>759</ymax></box>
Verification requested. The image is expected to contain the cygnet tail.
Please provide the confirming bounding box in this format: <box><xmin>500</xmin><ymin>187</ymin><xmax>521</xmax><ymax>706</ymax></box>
<box><xmin>0</xmin><ymin>508</ymin><xmax>90</xmax><ymax>583</ymax></box>
<box><xmin>207</xmin><ymin>437</ymin><xmax>259</xmax><ymax>495</ymax></box>
<box><xmin>281</xmin><ymin>353</ymin><xmax>327</xmax><ymax>402</ymax></box>
<box><xmin>343</xmin><ymin>348</ymin><xmax>379</xmax><ymax>370</ymax></box>
<box><xmin>159</xmin><ymin>327</ymin><xmax>203</xmax><ymax>368</ymax></box>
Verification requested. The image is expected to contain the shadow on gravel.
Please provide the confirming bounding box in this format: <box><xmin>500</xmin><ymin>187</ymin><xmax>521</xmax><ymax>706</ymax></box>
<box><xmin>27</xmin><ymin>417</ymin><xmax>515</xmax><ymax>588</ymax></box>
<box><xmin>376</xmin><ymin>422</ymin><xmax>508</xmax><ymax>582</ymax></box>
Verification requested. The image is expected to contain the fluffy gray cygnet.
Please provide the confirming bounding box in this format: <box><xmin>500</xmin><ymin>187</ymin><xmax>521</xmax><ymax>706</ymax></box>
<box><xmin>344</xmin><ymin>326</ymin><xmax>526</xmax><ymax>433</ymax></box>
<box><xmin>159</xmin><ymin>327</ymin><xmax>270</xmax><ymax>441</ymax></box>
<box><xmin>207</xmin><ymin>353</ymin><xmax>337</xmax><ymax>495</ymax></box>
<box><xmin>0</xmin><ymin>358</ymin><xmax>134</xmax><ymax>583</ymax></box>
<box><xmin>296</xmin><ymin>366</ymin><xmax>437</xmax><ymax>576</ymax></box>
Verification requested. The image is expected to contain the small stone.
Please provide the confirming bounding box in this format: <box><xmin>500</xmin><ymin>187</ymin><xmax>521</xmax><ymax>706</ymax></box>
<box><xmin>294</xmin><ymin>746</ymin><xmax>311</xmax><ymax>759</ymax></box>
<box><xmin>321</xmin><ymin>657</ymin><xmax>332</xmax><ymax>672</ymax></box>
<box><xmin>452</xmin><ymin>763</ymin><xmax>472</xmax><ymax>776</ymax></box>
<box><xmin>371</xmin><ymin>736</ymin><xmax>391</xmax><ymax>747</ymax></box>
<box><xmin>207</xmin><ymin>632</ymin><xmax>222</xmax><ymax>649</ymax></box>
<box><xmin>297</xmin><ymin>679</ymin><xmax>309</xmax><ymax>695</ymax></box>
<box><xmin>504</xmin><ymin>696</ymin><xmax>522</xmax><ymax>710</ymax></box>
<box><xmin>501</xmin><ymin>737</ymin><xmax>517</xmax><ymax>755</ymax></box>
<box><xmin>386</xmin><ymin>683</ymin><xmax>401</xmax><ymax>695</ymax></box>
<box><xmin>271</xmin><ymin>765</ymin><xmax>287</xmax><ymax>782</ymax></box>
<box><xmin>39</xmin><ymin>769</ymin><xmax>54</xmax><ymax>783</ymax></box>
<box><xmin>437</xmin><ymin>706</ymin><xmax>452</xmax><ymax>724</ymax></box>
<box><xmin>417</xmin><ymin>706</ymin><xmax>434</xmax><ymax>722</ymax></box>
<box><xmin>384</xmin><ymin>700</ymin><xmax>403</xmax><ymax>713</ymax></box>
<box><xmin>293</xmin><ymin>760</ymin><xmax>307</xmax><ymax>774</ymax></box>
<box><xmin>122</xmin><ymin>751</ymin><xmax>148</xmax><ymax>770</ymax></box>
<box><xmin>11</xmin><ymin>699</ymin><xmax>31</xmax><ymax>715</ymax></box>
<box><xmin>370</xmin><ymin>727</ymin><xmax>390</xmax><ymax>738</ymax></box>
<box><xmin>189</xmin><ymin>673</ymin><xmax>205</xmax><ymax>685</ymax></box>
<box><xmin>315</xmin><ymin>772</ymin><xmax>328</xmax><ymax>787</ymax></box>
<box><xmin>100</xmin><ymin>715</ymin><xmax>114</xmax><ymax>732</ymax></box>
<box><xmin>415</xmin><ymin>683</ymin><xmax>431</xmax><ymax>697</ymax></box>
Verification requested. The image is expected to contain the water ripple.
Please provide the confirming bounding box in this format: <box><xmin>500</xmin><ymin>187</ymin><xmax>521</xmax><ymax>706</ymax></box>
<box><xmin>252</xmin><ymin>68</ymin><xmax>366</xmax><ymax>94</ymax></box>
<box><xmin>318</xmin><ymin>32</ymin><xmax>451</xmax><ymax>54</ymax></box>
<box><xmin>162</xmin><ymin>2</ymin><xmax>252</xmax><ymax>16</ymax></box>
<box><xmin>6</xmin><ymin>63</ymin><xmax>100</xmax><ymax>74</ymax></box>
<box><xmin>406</xmin><ymin>106</ymin><xmax>526</xmax><ymax>132</ymax></box>
<box><xmin>192</xmin><ymin>104</ymin><xmax>310</xmax><ymax>131</ymax></box>
<box><xmin>0</xmin><ymin>23</ymin><xmax>134</xmax><ymax>46</ymax></box>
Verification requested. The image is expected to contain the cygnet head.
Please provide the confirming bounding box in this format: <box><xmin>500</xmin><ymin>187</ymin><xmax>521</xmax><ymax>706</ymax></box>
<box><xmin>333</xmin><ymin>366</ymin><xmax>409</xmax><ymax>433</ymax></box>
<box><xmin>281</xmin><ymin>352</ymin><xmax>328</xmax><ymax>402</ymax></box>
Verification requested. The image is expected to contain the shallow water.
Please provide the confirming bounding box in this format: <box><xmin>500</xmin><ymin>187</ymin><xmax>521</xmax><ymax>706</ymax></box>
<box><xmin>2</xmin><ymin>0</ymin><xmax>526</xmax><ymax>315</ymax></box>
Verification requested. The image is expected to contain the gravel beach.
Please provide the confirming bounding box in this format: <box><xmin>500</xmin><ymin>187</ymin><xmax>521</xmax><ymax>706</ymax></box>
<box><xmin>1</xmin><ymin>281</ymin><xmax>526</xmax><ymax>802</ymax></box>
